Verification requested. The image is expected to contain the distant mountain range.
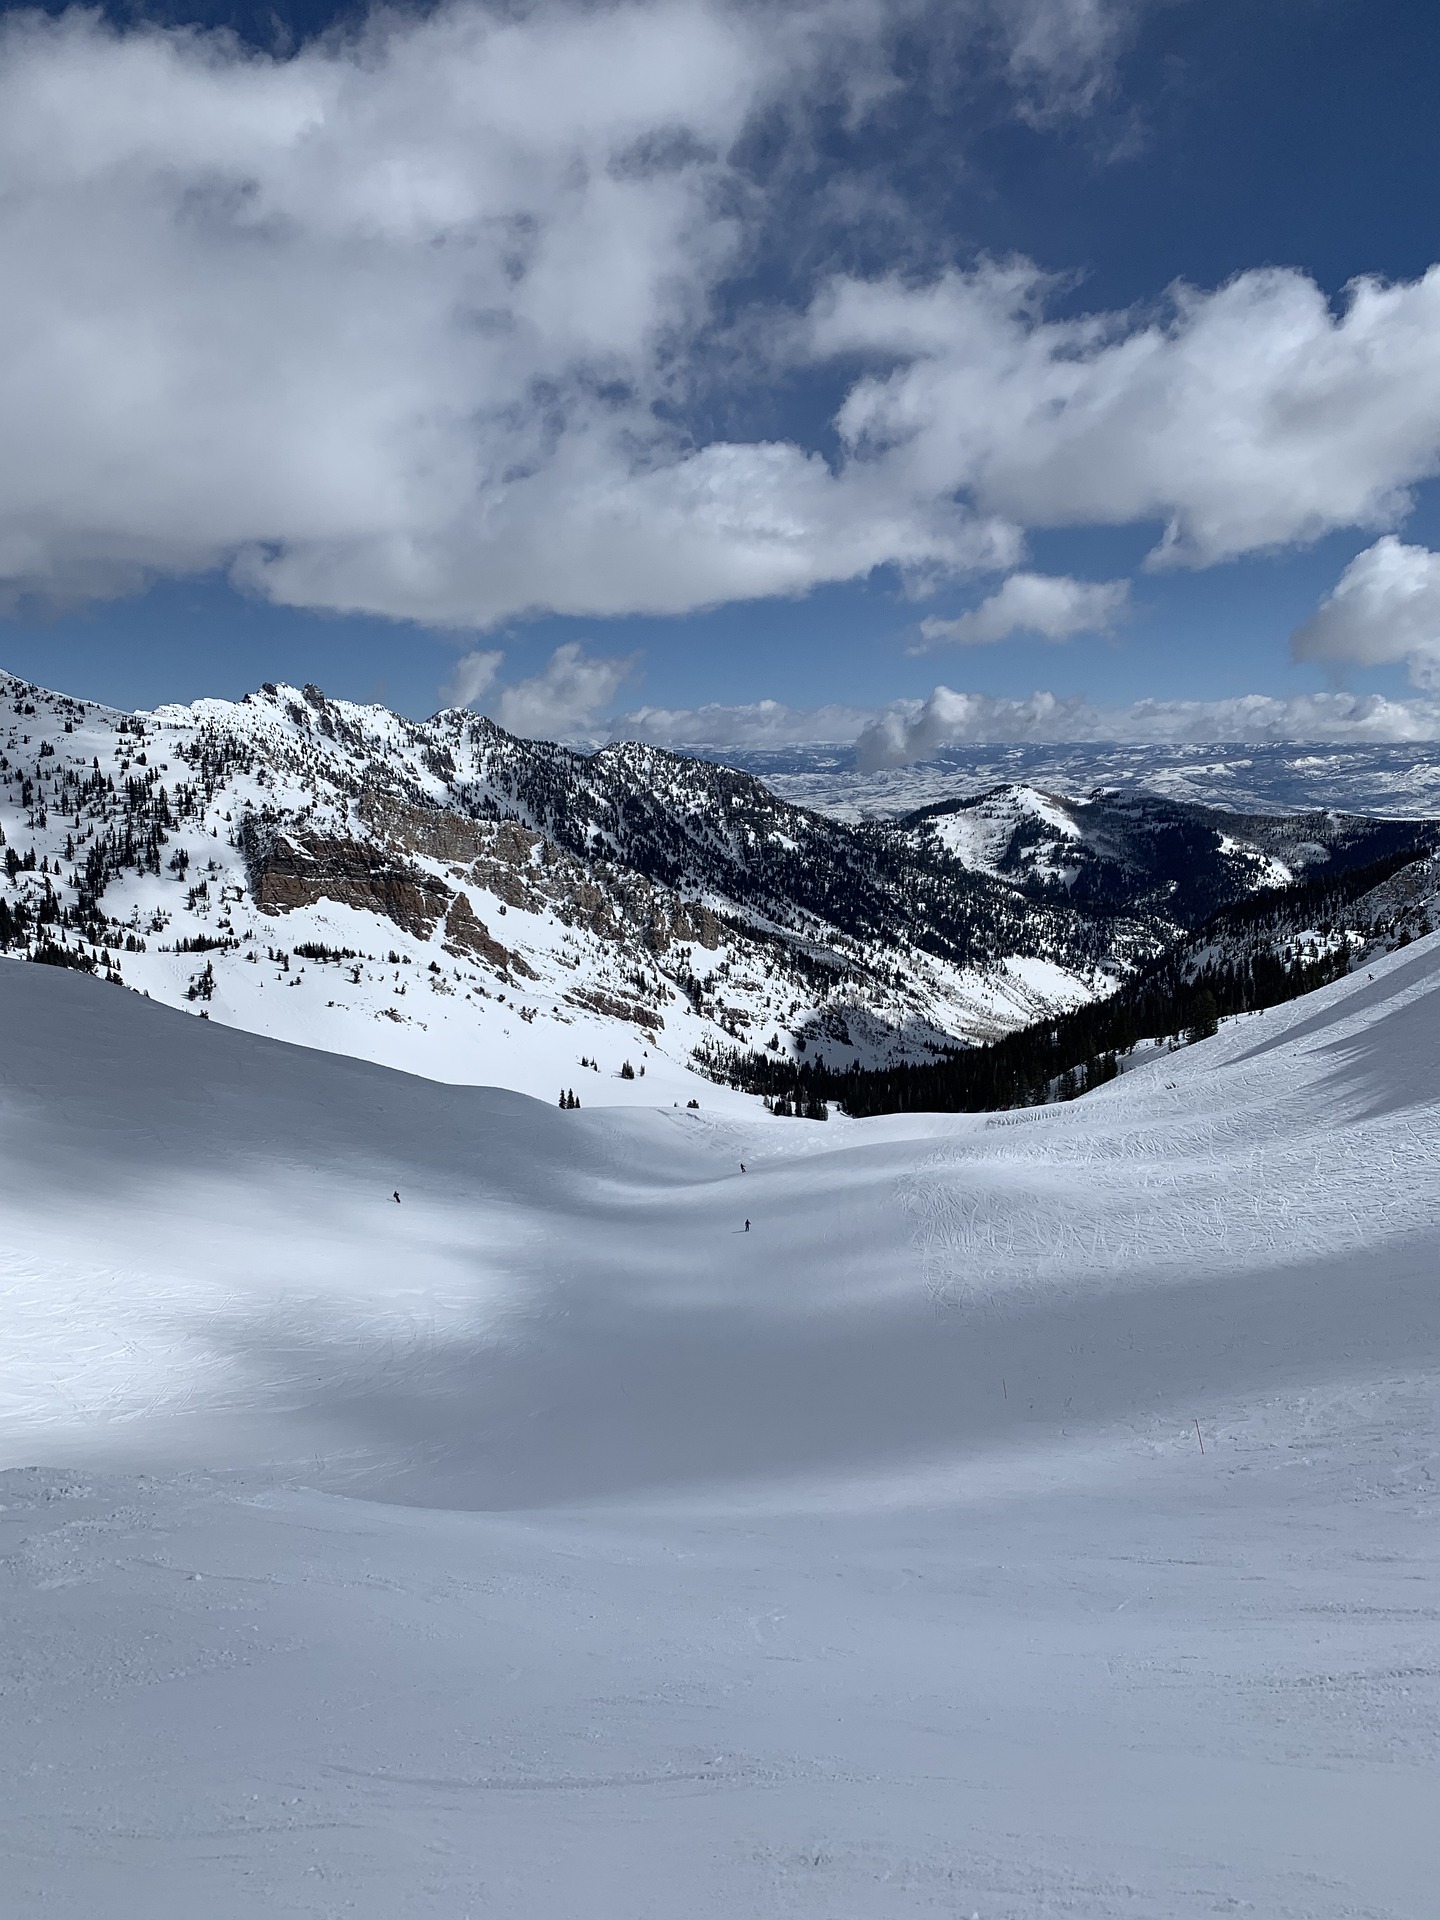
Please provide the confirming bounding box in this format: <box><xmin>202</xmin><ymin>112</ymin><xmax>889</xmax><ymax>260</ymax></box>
<box><xmin>2</xmin><ymin>669</ymin><xmax>1436</xmax><ymax>1102</ymax></box>
<box><xmin>708</xmin><ymin>740</ymin><xmax>1440</xmax><ymax>821</ymax></box>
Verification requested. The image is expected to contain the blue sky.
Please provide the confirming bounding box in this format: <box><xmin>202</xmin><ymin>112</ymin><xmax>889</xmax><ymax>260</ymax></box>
<box><xmin>3</xmin><ymin>0</ymin><xmax>1440</xmax><ymax>753</ymax></box>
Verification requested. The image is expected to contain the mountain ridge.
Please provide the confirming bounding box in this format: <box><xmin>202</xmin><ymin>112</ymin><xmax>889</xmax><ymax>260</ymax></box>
<box><xmin>2</xmin><ymin>667</ymin><xmax>1435</xmax><ymax>1103</ymax></box>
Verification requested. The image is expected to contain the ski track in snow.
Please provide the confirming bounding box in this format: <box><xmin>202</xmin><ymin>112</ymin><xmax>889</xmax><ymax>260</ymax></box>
<box><xmin>1</xmin><ymin>941</ymin><xmax>1439</xmax><ymax>1916</ymax></box>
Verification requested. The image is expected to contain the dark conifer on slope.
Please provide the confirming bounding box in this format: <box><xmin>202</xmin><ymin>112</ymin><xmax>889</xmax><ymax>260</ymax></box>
<box><xmin>706</xmin><ymin>843</ymin><xmax>1439</xmax><ymax>1117</ymax></box>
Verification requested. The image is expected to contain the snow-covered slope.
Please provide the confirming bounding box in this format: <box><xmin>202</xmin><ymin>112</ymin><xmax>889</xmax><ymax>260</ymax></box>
<box><xmin>2</xmin><ymin>944</ymin><xmax>1438</xmax><ymax>1915</ymax></box>
<box><xmin>3</xmin><ymin>670</ymin><xmax>1432</xmax><ymax>1096</ymax></box>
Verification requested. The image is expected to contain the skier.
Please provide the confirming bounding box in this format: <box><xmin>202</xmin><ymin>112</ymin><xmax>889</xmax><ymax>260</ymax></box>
<box><xmin>393</xmin><ymin>1190</ymin><xmax>401</xmax><ymax>1203</ymax></box>
<box><xmin>744</xmin><ymin>1218</ymin><xmax>750</xmax><ymax>1232</ymax></box>
<box><xmin>740</xmin><ymin>1162</ymin><xmax>745</xmax><ymax>1172</ymax></box>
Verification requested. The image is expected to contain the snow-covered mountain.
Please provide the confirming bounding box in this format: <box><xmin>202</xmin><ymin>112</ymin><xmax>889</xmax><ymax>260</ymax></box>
<box><xmin>3</xmin><ymin>930</ymin><xmax>1438</xmax><ymax>1916</ymax></box>
<box><xmin>2</xmin><ymin>669</ymin><xmax>1434</xmax><ymax>1099</ymax></box>
<box><xmin>897</xmin><ymin>783</ymin><xmax>1428</xmax><ymax>923</ymax></box>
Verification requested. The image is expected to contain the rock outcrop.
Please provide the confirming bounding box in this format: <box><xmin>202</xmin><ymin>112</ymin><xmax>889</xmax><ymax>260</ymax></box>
<box><xmin>240</xmin><ymin>819</ymin><xmax>452</xmax><ymax>939</ymax></box>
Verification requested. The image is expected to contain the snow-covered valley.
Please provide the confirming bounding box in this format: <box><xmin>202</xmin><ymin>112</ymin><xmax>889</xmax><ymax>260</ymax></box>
<box><xmin>2</xmin><ymin>932</ymin><xmax>1438</xmax><ymax>1916</ymax></box>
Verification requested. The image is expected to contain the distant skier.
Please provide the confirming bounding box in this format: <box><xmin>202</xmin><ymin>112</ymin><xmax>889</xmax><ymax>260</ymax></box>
<box><xmin>744</xmin><ymin>1218</ymin><xmax>750</xmax><ymax>1232</ymax></box>
<box><xmin>740</xmin><ymin>1162</ymin><xmax>745</xmax><ymax>1172</ymax></box>
<box><xmin>393</xmin><ymin>1190</ymin><xmax>401</xmax><ymax>1203</ymax></box>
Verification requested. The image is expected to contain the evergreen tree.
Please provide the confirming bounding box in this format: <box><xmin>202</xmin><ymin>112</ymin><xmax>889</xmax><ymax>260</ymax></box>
<box><xmin>1187</xmin><ymin>988</ymin><xmax>1219</xmax><ymax>1043</ymax></box>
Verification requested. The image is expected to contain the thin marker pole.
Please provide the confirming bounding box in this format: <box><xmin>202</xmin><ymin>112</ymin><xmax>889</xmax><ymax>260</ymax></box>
<box><xmin>1194</xmin><ymin>1418</ymin><xmax>1205</xmax><ymax>1455</ymax></box>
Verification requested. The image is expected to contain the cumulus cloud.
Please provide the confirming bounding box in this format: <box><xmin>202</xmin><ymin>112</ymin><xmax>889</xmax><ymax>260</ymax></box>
<box><xmin>916</xmin><ymin>570</ymin><xmax>1128</xmax><ymax>648</ymax></box>
<box><xmin>1291</xmin><ymin>536</ymin><xmax>1440</xmax><ymax>689</ymax></box>
<box><xmin>0</xmin><ymin>0</ymin><xmax>789</xmax><ymax>623</ymax></box>
<box><xmin>0</xmin><ymin>0</ymin><xmax>1127</xmax><ymax>629</ymax></box>
<box><xmin>812</xmin><ymin>261</ymin><xmax>1440</xmax><ymax>568</ymax></box>
<box><xmin>440</xmin><ymin>648</ymin><xmax>504</xmax><ymax>708</ymax></box>
<box><xmin>492</xmin><ymin>642</ymin><xmax>637</xmax><ymax>740</ymax></box>
<box><xmin>593</xmin><ymin>680</ymin><xmax>1440</xmax><ymax>760</ymax></box>
<box><xmin>10</xmin><ymin>3</ymin><xmax>1440</xmax><ymax>635</ymax></box>
<box><xmin>852</xmin><ymin>685</ymin><xmax>1440</xmax><ymax>767</ymax></box>
<box><xmin>609</xmin><ymin>696</ymin><xmax>876</xmax><ymax>748</ymax></box>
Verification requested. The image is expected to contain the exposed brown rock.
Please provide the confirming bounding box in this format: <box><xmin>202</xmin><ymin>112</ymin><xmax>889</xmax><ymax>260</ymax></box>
<box><xmin>442</xmin><ymin>893</ymin><xmax>538</xmax><ymax>978</ymax></box>
<box><xmin>241</xmin><ymin>820</ymin><xmax>451</xmax><ymax>938</ymax></box>
<box><xmin>492</xmin><ymin>820</ymin><xmax>541</xmax><ymax>866</ymax></box>
<box><xmin>243</xmin><ymin>788</ymin><xmax>721</xmax><ymax>991</ymax></box>
<box><xmin>566</xmin><ymin>985</ymin><xmax>664</xmax><ymax>1030</ymax></box>
<box><xmin>358</xmin><ymin>791</ymin><xmax>490</xmax><ymax>863</ymax></box>
<box><xmin>648</xmin><ymin>901</ymin><xmax>721</xmax><ymax>951</ymax></box>
<box><xmin>357</xmin><ymin>793</ymin><xmax>553</xmax><ymax>915</ymax></box>
<box><xmin>468</xmin><ymin>858</ymin><xmax>544</xmax><ymax>913</ymax></box>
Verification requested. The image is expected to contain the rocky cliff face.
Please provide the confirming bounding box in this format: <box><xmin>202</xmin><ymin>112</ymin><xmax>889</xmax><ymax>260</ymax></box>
<box><xmin>240</xmin><ymin>818</ymin><xmax>453</xmax><ymax>936</ymax></box>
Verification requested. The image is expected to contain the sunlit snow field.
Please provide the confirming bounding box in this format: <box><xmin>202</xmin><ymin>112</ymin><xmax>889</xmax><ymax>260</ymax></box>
<box><xmin>2</xmin><ymin>943</ymin><xmax>1438</xmax><ymax>1917</ymax></box>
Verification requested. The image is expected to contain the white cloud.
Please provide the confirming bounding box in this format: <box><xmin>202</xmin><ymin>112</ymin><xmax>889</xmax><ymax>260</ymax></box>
<box><xmin>852</xmin><ymin>685</ymin><xmax>1440</xmax><ymax>767</ymax></box>
<box><xmin>1291</xmin><ymin>536</ymin><xmax>1440</xmax><ymax>690</ymax></box>
<box><xmin>855</xmin><ymin>687</ymin><xmax>1080</xmax><ymax>765</ymax></box>
<box><xmin>13</xmin><ymin>0</ymin><xmax>1440</xmax><ymax>642</ymax></box>
<box><xmin>812</xmin><ymin>261</ymin><xmax>1440</xmax><ymax>568</ymax></box>
<box><xmin>610</xmin><ymin>696</ymin><xmax>876</xmax><ymax>748</ymax></box>
<box><xmin>9</xmin><ymin>2</ymin><xmax>1425</xmax><ymax>636</ymax></box>
<box><xmin>0</xmin><ymin>0</ymin><xmax>1125</xmax><ymax>630</ymax></box>
<box><xmin>493</xmin><ymin>642</ymin><xmax>637</xmax><ymax>739</ymax></box>
<box><xmin>916</xmin><ymin>570</ymin><xmax>1128</xmax><ymax>648</ymax></box>
<box><xmin>1002</xmin><ymin>0</ymin><xmax>1139</xmax><ymax>120</ymax></box>
<box><xmin>0</xmin><ymin>1</ymin><xmax>891</xmax><ymax>624</ymax></box>
<box><xmin>595</xmin><ymin>681</ymin><xmax>1440</xmax><ymax>760</ymax></box>
<box><xmin>441</xmin><ymin>648</ymin><xmax>504</xmax><ymax>708</ymax></box>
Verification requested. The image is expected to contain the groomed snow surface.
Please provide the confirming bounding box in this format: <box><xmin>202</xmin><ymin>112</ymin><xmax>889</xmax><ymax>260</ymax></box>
<box><xmin>2</xmin><ymin>939</ymin><xmax>1438</xmax><ymax>1918</ymax></box>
